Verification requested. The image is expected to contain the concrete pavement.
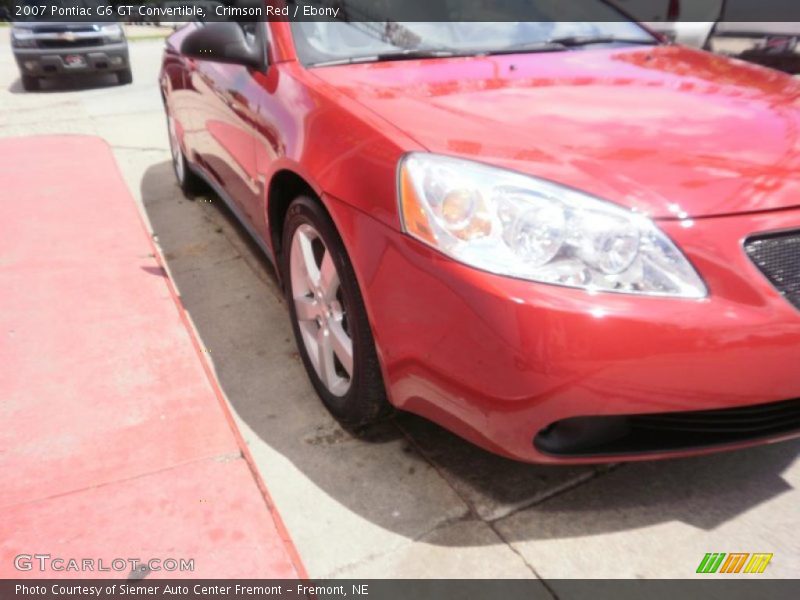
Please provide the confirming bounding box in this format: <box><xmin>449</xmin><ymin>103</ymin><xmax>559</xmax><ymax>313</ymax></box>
<box><xmin>1</xmin><ymin>28</ymin><xmax>798</xmax><ymax>581</ymax></box>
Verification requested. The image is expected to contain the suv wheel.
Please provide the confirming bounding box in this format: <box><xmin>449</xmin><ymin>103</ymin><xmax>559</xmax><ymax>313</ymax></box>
<box><xmin>166</xmin><ymin>110</ymin><xmax>203</xmax><ymax>197</ymax></box>
<box><xmin>283</xmin><ymin>196</ymin><xmax>392</xmax><ymax>427</ymax></box>
<box><xmin>21</xmin><ymin>75</ymin><xmax>40</xmax><ymax>91</ymax></box>
<box><xmin>117</xmin><ymin>68</ymin><xmax>133</xmax><ymax>85</ymax></box>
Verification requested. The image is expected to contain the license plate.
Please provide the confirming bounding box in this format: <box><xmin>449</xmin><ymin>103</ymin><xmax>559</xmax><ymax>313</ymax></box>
<box><xmin>64</xmin><ymin>54</ymin><xmax>86</xmax><ymax>68</ymax></box>
<box><xmin>762</xmin><ymin>36</ymin><xmax>797</xmax><ymax>54</ymax></box>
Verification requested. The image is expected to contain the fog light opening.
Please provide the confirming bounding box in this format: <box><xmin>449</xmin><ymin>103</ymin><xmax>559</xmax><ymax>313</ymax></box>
<box><xmin>535</xmin><ymin>416</ymin><xmax>631</xmax><ymax>455</ymax></box>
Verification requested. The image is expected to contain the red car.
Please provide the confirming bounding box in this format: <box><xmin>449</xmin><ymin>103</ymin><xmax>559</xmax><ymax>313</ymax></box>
<box><xmin>160</xmin><ymin>7</ymin><xmax>800</xmax><ymax>463</ymax></box>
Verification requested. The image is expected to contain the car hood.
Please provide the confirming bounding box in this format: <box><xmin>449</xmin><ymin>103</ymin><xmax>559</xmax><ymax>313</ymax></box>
<box><xmin>312</xmin><ymin>46</ymin><xmax>800</xmax><ymax>219</ymax></box>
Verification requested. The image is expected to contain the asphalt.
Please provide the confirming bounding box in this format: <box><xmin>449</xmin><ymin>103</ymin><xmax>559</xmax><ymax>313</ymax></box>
<box><xmin>1</xmin><ymin>28</ymin><xmax>798</xmax><ymax>581</ymax></box>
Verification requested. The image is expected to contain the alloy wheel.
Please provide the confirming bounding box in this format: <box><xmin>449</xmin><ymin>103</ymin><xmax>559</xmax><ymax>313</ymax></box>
<box><xmin>289</xmin><ymin>223</ymin><xmax>354</xmax><ymax>396</ymax></box>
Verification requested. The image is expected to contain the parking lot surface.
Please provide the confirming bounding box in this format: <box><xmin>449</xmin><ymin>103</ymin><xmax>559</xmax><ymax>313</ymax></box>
<box><xmin>1</xmin><ymin>29</ymin><xmax>798</xmax><ymax>581</ymax></box>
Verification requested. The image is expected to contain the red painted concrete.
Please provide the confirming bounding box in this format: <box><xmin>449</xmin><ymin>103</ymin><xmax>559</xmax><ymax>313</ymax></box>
<box><xmin>0</xmin><ymin>135</ymin><xmax>304</xmax><ymax>578</ymax></box>
<box><xmin>0</xmin><ymin>459</ymin><xmax>297</xmax><ymax>579</ymax></box>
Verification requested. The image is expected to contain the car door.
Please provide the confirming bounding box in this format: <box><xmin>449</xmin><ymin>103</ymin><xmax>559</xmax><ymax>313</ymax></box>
<box><xmin>242</xmin><ymin>21</ymin><xmax>306</xmax><ymax>242</ymax></box>
<box><xmin>188</xmin><ymin>22</ymin><xmax>263</xmax><ymax>228</ymax></box>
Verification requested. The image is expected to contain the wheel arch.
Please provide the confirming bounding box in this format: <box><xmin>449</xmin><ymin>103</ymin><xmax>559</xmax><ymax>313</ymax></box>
<box><xmin>266</xmin><ymin>168</ymin><xmax>320</xmax><ymax>264</ymax></box>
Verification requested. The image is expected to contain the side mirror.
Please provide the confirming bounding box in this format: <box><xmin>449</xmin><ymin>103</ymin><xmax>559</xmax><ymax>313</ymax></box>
<box><xmin>180</xmin><ymin>22</ymin><xmax>263</xmax><ymax>70</ymax></box>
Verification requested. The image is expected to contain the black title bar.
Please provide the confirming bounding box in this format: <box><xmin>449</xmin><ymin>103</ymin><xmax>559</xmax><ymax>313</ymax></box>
<box><xmin>2</xmin><ymin>580</ymin><xmax>800</xmax><ymax>600</ymax></box>
<box><xmin>4</xmin><ymin>0</ymin><xmax>800</xmax><ymax>23</ymax></box>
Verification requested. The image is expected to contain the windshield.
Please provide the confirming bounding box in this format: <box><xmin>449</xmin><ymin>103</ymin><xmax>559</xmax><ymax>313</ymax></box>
<box><xmin>289</xmin><ymin>0</ymin><xmax>655</xmax><ymax>66</ymax></box>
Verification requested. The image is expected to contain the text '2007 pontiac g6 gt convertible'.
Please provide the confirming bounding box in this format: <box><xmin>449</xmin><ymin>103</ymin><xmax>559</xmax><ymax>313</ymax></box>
<box><xmin>160</xmin><ymin>0</ymin><xmax>800</xmax><ymax>463</ymax></box>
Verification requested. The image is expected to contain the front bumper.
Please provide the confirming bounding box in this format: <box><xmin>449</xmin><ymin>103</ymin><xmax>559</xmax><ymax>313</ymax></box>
<box><xmin>328</xmin><ymin>195</ymin><xmax>800</xmax><ymax>464</ymax></box>
<box><xmin>13</xmin><ymin>43</ymin><xmax>129</xmax><ymax>77</ymax></box>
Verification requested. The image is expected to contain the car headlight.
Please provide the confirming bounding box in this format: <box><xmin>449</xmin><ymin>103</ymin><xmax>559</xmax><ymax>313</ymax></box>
<box><xmin>101</xmin><ymin>24</ymin><xmax>124</xmax><ymax>42</ymax></box>
<box><xmin>11</xmin><ymin>28</ymin><xmax>37</xmax><ymax>48</ymax></box>
<box><xmin>398</xmin><ymin>153</ymin><xmax>707</xmax><ymax>298</ymax></box>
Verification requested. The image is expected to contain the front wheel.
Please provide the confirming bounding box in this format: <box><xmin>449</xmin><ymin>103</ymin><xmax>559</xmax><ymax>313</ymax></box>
<box><xmin>21</xmin><ymin>75</ymin><xmax>40</xmax><ymax>91</ymax></box>
<box><xmin>282</xmin><ymin>196</ymin><xmax>392</xmax><ymax>427</ymax></box>
<box><xmin>117</xmin><ymin>68</ymin><xmax>133</xmax><ymax>85</ymax></box>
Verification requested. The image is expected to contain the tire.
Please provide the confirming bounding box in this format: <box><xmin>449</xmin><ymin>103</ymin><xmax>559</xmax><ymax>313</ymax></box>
<box><xmin>165</xmin><ymin>109</ymin><xmax>204</xmax><ymax>197</ymax></box>
<box><xmin>21</xmin><ymin>75</ymin><xmax>40</xmax><ymax>91</ymax></box>
<box><xmin>282</xmin><ymin>196</ymin><xmax>392</xmax><ymax>427</ymax></box>
<box><xmin>117</xmin><ymin>68</ymin><xmax>133</xmax><ymax>85</ymax></box>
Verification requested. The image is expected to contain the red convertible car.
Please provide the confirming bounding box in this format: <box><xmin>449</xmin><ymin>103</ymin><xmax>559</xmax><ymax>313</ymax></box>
<box><xmin>160</xmin><ymin>4</ymin><xmax>800</xmax><ymax>463</ymax></box>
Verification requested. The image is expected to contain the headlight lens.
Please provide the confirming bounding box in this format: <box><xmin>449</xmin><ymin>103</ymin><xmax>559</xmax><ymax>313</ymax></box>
<box><xmin>11</xmin><ymin>28</ymin><xmax>37</xmax><ymax>48</ymax></box>
<box><xmin>399</xmin><ymin>153</ymin><xmax>707</xmax><ymax>298</ymax></box>
<box><xmin>101</xmin><ymin>24</ymin><xmax>124</xmax><ymax>42</ymax></box>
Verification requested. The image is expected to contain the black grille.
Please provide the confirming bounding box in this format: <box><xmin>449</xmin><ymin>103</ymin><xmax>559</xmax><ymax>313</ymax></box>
<box><xmin>38</xmin><ymin>38</ymin><xmax>105</xmax><ymax>49</ymax></box>
<box><xmin>34</xmin><ymin>26</ymin><xmax>97</xmax><ymax>34</ymax></box>
<box><xmin>745</xmin><ymin>230</ymin><xmax>800</xmax><ymax>310</ymax></box>
<box><xmin>535</xmin><ymin>397</ymin><xmax>800</xmax><ymax>456</ymax></box>
<box><xmin>632</xmin><ymin>397</ymin><xmax>800</xmax><ymax>435</ymax></box>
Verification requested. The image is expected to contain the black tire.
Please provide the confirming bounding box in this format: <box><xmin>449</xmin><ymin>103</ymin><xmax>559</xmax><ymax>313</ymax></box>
<box><xmin>21</xmin><ymin>75</ymin><xmax>40</xmax><ymax>91</ymax></box>
<box><xmin>117</xmin><ymin>68</ymin><xmax>133</xmax><ymax>85</ymax></box>
<box><xmin>165</xmin><ymin>110</ymin><xmax>204</xmax><ymax>197</ymax></box>
<box><xmin>176</xmin><ymin>151</ymin><xmax>205</xmax><ymax>198</ymax></box>
<box><xmin>282</xmin><ymin>196</ymin><xmax>393</xmax><ymax>427</ymax></box>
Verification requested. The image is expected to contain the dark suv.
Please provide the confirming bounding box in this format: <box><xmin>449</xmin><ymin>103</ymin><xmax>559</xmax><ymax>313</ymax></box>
<box><xmin>11</xmin><ymin>16</ymin><xmax>132</xmax><ymax>91</ymax></box>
